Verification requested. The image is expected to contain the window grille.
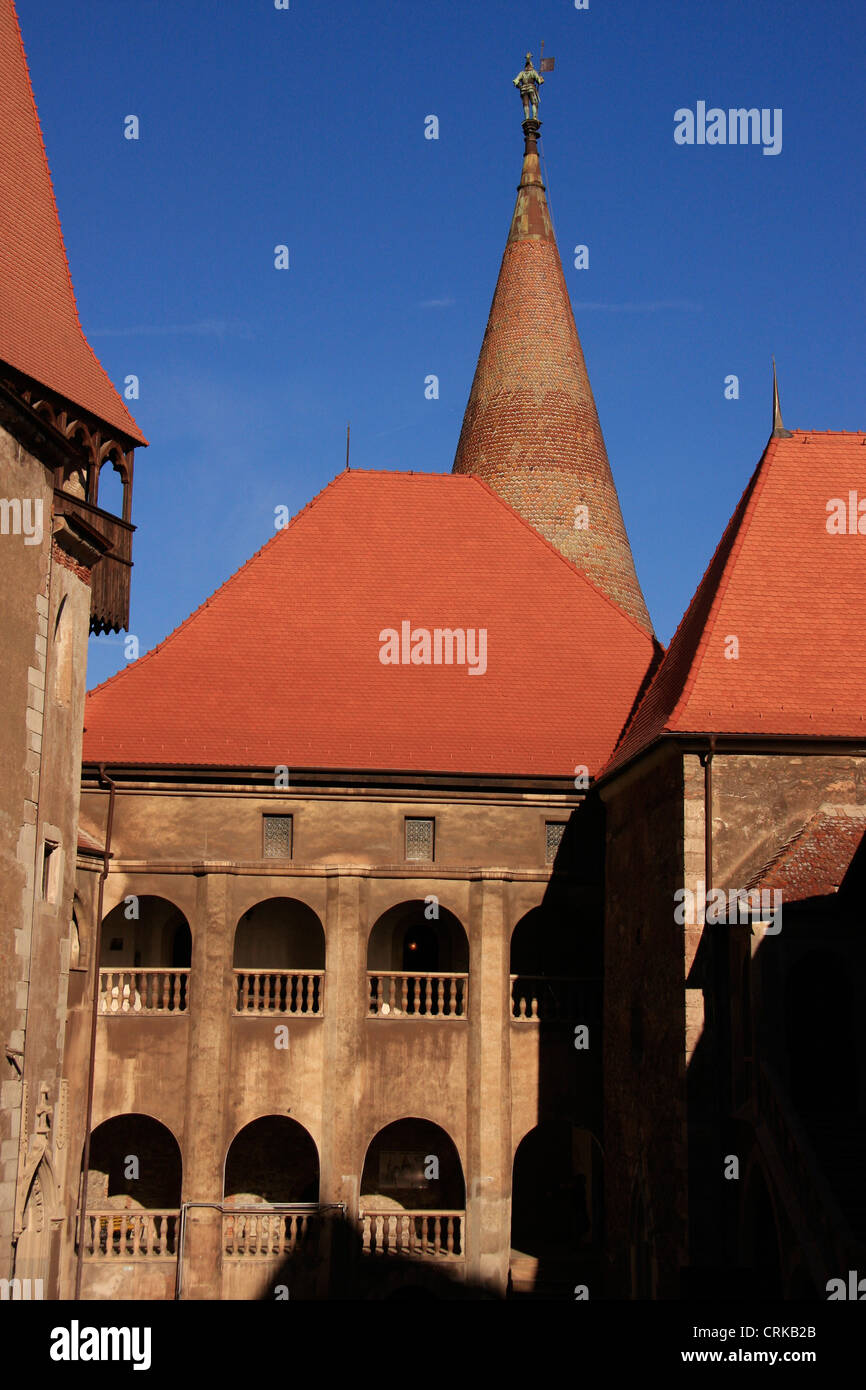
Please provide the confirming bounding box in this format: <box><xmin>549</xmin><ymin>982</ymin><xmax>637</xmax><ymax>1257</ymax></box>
<box><xmin>263</xmin><ymin>814</ymin><xmax>293</xmax><ymax>859</ymax></box>
<box><xmin>545</xmin><ymin>822</ymin><xmax>566</xmax><ymax>864</ymax></box>
<box><xmin>405</xmin><ymin>817</ymin><xmax>434</xmax><ymax>862</ymax></box>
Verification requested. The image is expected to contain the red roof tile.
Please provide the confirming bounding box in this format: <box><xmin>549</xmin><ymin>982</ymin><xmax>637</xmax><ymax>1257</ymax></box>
<box><xmin>83</xmin><ymin>471</ymin><xmax>655</xmax><ymax>776</ymax></box>
<box><xmin>0</xmin><ymin>0</ymin><xmax>145</xmax><ymax>443</ymax></box>
<box><xmin>605</xmin><ymin>431</ymin><xmax>866</xmax><ymax>773</ymax></box>
<box><xmin>748</xmin><ymin>810</ymin><xmax>866</xmax><ymax>901</ymax></box>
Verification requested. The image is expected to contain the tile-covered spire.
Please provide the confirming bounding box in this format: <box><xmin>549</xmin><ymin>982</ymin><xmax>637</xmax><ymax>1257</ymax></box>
<box><xmin>452</xmin><ymin>93</ymin><xmax>652</xmax><ymax>635</ymax></box>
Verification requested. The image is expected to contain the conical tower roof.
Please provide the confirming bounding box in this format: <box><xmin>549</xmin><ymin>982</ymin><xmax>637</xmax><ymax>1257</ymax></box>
<box><xmin>0</xmin><ymin>0</ymin><xmax>144</xmax><ymax>443</ymax></box>
<box><xmin>453</xmin><ymin>108</ymin><xmax>651</xmax><ymax>634</ymax></box>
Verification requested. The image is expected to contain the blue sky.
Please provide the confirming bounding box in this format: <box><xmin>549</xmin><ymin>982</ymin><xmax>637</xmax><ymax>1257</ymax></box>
<box><xmin>18</xmin><ymin>0</ymin><xmax>866</xmax><ymax>685</ymax></box>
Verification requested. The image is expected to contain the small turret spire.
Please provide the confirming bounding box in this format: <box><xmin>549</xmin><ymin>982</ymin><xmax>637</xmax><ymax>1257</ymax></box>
<box><xmin>452</xmin><ymin>54</ymin><xmax>653</xmax><ymax>635</ymax></box>
<box><xmin>772</xmin><ymin>358</ymin><xmax>792</xmax><ymax>438</ymax></box>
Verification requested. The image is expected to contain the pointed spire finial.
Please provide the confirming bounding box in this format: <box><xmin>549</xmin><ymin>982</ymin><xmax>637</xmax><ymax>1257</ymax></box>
<box><xmin>772</xmin><ymin>358</ymin><xmax>792</xmax><ymax>438</ymax></box>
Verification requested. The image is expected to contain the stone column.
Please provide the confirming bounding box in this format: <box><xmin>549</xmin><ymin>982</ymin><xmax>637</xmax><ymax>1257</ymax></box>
<box><xmin>465</xmin><ymin>874</ymin><xmax>511</xmax><ymax>1294</ymax></box>
<box><xmin>178</xmin><ymin>870</ymin><xmax>232</xmax><ymax>1299</ymax></box>
<box><xmin>318</xmin><ymin>872</ymin><xmax>366</xmax><ymax>1292</ymax></box>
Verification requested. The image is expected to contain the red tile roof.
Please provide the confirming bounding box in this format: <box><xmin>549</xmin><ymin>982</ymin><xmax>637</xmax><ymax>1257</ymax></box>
<box><xmin>452</xmin><ymin>134</ymin><xmax>652</xmax><ymax>634</ymax></box>
<box><xmin>605</xmin><ymin>431</ymin><xmax>866</xmax><ymax>773</ymax></box>
<box><xmin>0</xmin><ymin>0</ymin><xmax>145</xmax><ymax>443</ymax></box>
<box><xmin>748</xmin><ymin>810</ymin><xmax>866</xmax><ymax>901</ymax></box>
<box><xmin>83</xmin><ymin>471</ymin><xmax>655</xmax><ymax>775</ymax></box>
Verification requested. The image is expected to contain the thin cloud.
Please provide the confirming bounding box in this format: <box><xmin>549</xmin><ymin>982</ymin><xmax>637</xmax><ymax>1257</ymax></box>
<box><xmin>417</xmin><ymin>297</ymin><xmax>456</xmax><ymax>309</ymax></box>
<box><xmin>89</xmin><ymin>319</ymin><xmax>254</xmax><ymax>339</ymax></box>
<box><xmin>572</xmin><ymin>299</ymin><xmax>703</xmax><ymax>313</ymax></box>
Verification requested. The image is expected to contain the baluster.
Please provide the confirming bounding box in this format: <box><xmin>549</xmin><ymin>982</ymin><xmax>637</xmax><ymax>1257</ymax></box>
<box><xmin>240</xmin><ymin>972</ymin><xmax>250</xmax><ymax>1011</ymax></box>
<box><xmin>372</xmin><ymin>975</ymin><xmax>381</xmax><ymax>1014</ymax></box>
<box><xmin>252</xmin><ymin>973</ymin><xmax>261</xmax><ymax>1011</ymax></box>
<box><xmin>433</xmin><ymin>1215</ymin><xmax>441</xmax><ymax>1255</ymax></box>
<box><xmin>412</xmin><ymin>975</ymin><xmax>421</xmax><ymax>1014</ymax></box>
<box><xmin>420</xmin><ymin>1215</ymin><xmax>429</xmax><ymax>1255</ymax></box>
<box><xmin>425</xmin><ymin>975</ymin><xmax>433</xmax><ymax>1014</ymax></box>
<box><xmin>446</xmin><ymin>1215</ymin><xmax>454</xmax><ymax>1255</ymax></box>
<box><xmin>295</xmin><ymin>973</ymin><xmax>303</xmax><ymax>1015</ymax></box>
<box><xmin>396</xmin><ymin>974</ymin><xmax>405</xmax><ymax>1013</ymax></box>
<box><xmin>530</xmin><ymin>994</ymin><xmax>539</xmax><ymax>1019</ymax></box>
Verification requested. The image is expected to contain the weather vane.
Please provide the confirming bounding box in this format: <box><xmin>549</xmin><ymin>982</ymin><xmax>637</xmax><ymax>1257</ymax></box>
<box><xmin>513</xmin><ymin>44</ymin><xmax>554</xmax><ymax>126</ymax></box>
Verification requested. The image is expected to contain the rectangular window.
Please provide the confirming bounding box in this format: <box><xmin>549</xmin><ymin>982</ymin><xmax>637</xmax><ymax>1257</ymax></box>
<box><xmin>263</xmin><ymin>814</ymin><xmax>293</xmax><ymax>859</ymax></box>
<box><xmin>41</xmin><ymin>840</ymin><xmax>59</xmax><ymax>900</ymax></box>
<box><xmin>405</xmin><ymin>817</ymin><xmax>434</xmax><ymax>862</ymax></box>
<box><xmin>545</xmin><ymin>822</ymin><xmax>566</xmax><ymax>865</ymax></box>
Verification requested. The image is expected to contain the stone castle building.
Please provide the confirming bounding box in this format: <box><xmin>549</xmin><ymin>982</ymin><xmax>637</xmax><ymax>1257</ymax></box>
<box><xmin>1</xmin><ymin>1</ymin><xmax>863</xmax><ymax>1300</ymax></box>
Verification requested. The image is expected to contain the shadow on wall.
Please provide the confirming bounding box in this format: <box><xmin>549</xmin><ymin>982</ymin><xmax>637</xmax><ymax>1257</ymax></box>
<box><xmin>255</xmin><ymin>1211</ymin><xmax>500</xmax><ymax>1300</ymax></box>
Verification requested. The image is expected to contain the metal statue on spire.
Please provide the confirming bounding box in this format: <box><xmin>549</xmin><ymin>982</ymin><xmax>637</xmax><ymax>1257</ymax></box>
<box><xmin>513</xmin><ymin>52</ymin><xmax>544</xmax><ymax>121</ymax></box>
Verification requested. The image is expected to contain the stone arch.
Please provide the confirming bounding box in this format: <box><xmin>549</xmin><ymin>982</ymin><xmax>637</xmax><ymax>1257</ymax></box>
<box><xmin>367</xmin><ymin>901</ymin><xmax>469</xmax><ymax>1017</ymax></box>
<box><xmin>86</xmin><ymin>1113</ymin><xmax>182</xmax><ymax>1210</ymax></box>
<box><xmin>367</xmin><ymin>900</ymin><xmax>468</xmax><ymax>972</ymax></box>
<box><xmin>233</xmin><ymin>897</ymin><xmax>325</xmax><ymax>970</ymax></box>
<box><xmin>99</xmin><ymin>895</ymin><xmax>191</xmax><ymax>1013</ymax></box>
<box><xmin>15</xmin><ymin>1153</ymin><xmax>60</xmax><ymax>1286</ymax></box>
<box><xmin>223</xmin><ymin>1117</ymin><xmax>319</xmax><ymax>1205</ymax></box>
<box><xmin>100</xmin><ymin>894</ymin><xmax>191</xmax><ymax>969</ymax></box>
<box><xmin>510</xmin><ymin>1121</ymin><xmax>602</xmax><ymax>1258</ymax></box>
<box><xmin>360</xmin><ymin>1118</ymin><xmax>465</xmax><ymax>1212</ymax></box>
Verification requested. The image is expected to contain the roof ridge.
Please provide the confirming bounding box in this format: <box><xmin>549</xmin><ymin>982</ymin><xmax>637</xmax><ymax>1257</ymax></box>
<box><xmin>667</xmin><ymin>437</ymin><xmax>777</xmax><ymax>726</ymax></box>
<box><xmin>603</xmin><ymin>437</ymin><xmax>775</xmax><ymax>771</ymax></box>
<box><xmin>7</xmin><ymin>0</ymin><xmax>145</xmax><ymax>444</ymax></box>
<box><xmin>87</xmin><ymin>469</ymin><xmax>351</xmax><ymax>699</ymax></box>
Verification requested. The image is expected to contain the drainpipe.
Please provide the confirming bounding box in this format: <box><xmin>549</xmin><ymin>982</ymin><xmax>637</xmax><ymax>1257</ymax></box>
<box><xmin>73</xmin><ymin>763</ymin><xmax>115</xmax><ymax>1300</ymax></box>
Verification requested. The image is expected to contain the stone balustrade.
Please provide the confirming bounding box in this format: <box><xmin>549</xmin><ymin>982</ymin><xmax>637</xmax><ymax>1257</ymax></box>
<box><xmin>510</xmin><ymin>974</ymin><xmax>596</xmax><ymax>1021</ymax></box>
<box><xmin>223</xmin><ymin>1210</ymin><xmax>319</xmax><ymax>1257</ymax></box>
<box><xmin>367</xmin><ymin>971</ymin><xmax>468</xmax><ymax>1018</ymax></box>
<box><xmin>359</xmin><ymin>1210</ymin><xmax>464</xmax><ymax>1258</ymax></box>
<box><xmin>99</xmin><ymin>968</ymin><xmax>190</xmax><ymax>1015</ymax></box>
<box><xmin>233</xmin><ymin>969</ymin><xmax>324</xmax><ymax>1016</ymax></box>
<box><xmin>80</xmin><ymin>1210</ymin><xmax>179</xmax><ymax>1258</ymax></box>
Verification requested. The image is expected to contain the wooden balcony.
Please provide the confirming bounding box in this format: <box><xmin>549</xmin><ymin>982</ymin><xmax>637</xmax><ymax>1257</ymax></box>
<box><xmin>53</xmin><ymin>489</ymin><xmax>134</xmax><ymax>633</ymax></box>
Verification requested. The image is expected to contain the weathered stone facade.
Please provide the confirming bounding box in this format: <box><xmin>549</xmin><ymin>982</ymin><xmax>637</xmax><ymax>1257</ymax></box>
<box><xmin>68</xmin><ymin>773</ymin><xmax>604</xmax><ymax>1299</ymax></box>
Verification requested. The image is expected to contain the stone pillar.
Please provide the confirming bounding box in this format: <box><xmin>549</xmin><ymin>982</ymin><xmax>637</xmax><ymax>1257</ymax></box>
<box><xmin>319</xmin><ymin>873</ymin><xmax>366</xmax><ymax>1291</ymax></box>
<box><xmin>178</xmin><ymin>871</ymin><xmax>232</xmax><ymax>1299</ymax></box>
<box><xmin>465</xmin><ymin>875</ymin><xmax>511</xmax><ymax>1294</ymax></box>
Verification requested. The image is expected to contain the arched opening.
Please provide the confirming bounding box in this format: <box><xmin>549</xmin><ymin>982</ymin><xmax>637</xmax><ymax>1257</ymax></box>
<box><xmin>360</xmin><ymin>1119</ymin><xmax>465</xmax><ymax>1258</ymax></box>
<box><xmin>81</xmin><ymin>1114</ymin><xmax>181</xmax><ymax>1259</ymax></box>
<box><xmin>86</xmin><ymin>1114</ymin><xmax>181</xmax><ymax>1210</ymax></box>
<box><xmin>223</xmin><ymin>1117</ymin><xmax>319</xmax><ymax>1205</ymax></box>
<box><xmin>510</xmin><ymin>1121</ymin><xmax>601</xmax><ymax>1261</ymax></box>
<box><xmin>367</xmin><ymin>901</ymin><xmax>469</xmax><ymax>1017</ymax></box>
<box><xmin>510</xmin><ymin>905</ymin><xmax>598</xmax><ymax>1021</ymax></box>
<box><xmin>232</xmin><ymin>897</ymin><xmax>325</xmax><ymax>1015</ymax></box>
<box><xmin>740</xmin><ymin>1165</ymin><xmax>782</xmax><ymax>1298</ymax></box>
<box><xmin>99</xmin><ymin>896</ymin><xmax>191</xmax><ymax>1014</ymax></box>
<box><xmin>785</xmin><ymin>950</ymin><xmax>857</xmax><ymax>1113</ymax></box>
<box><xmin>96</xmin><ymin>456</ymin><xmax>125</xmax><ymax>519</ymax></box>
